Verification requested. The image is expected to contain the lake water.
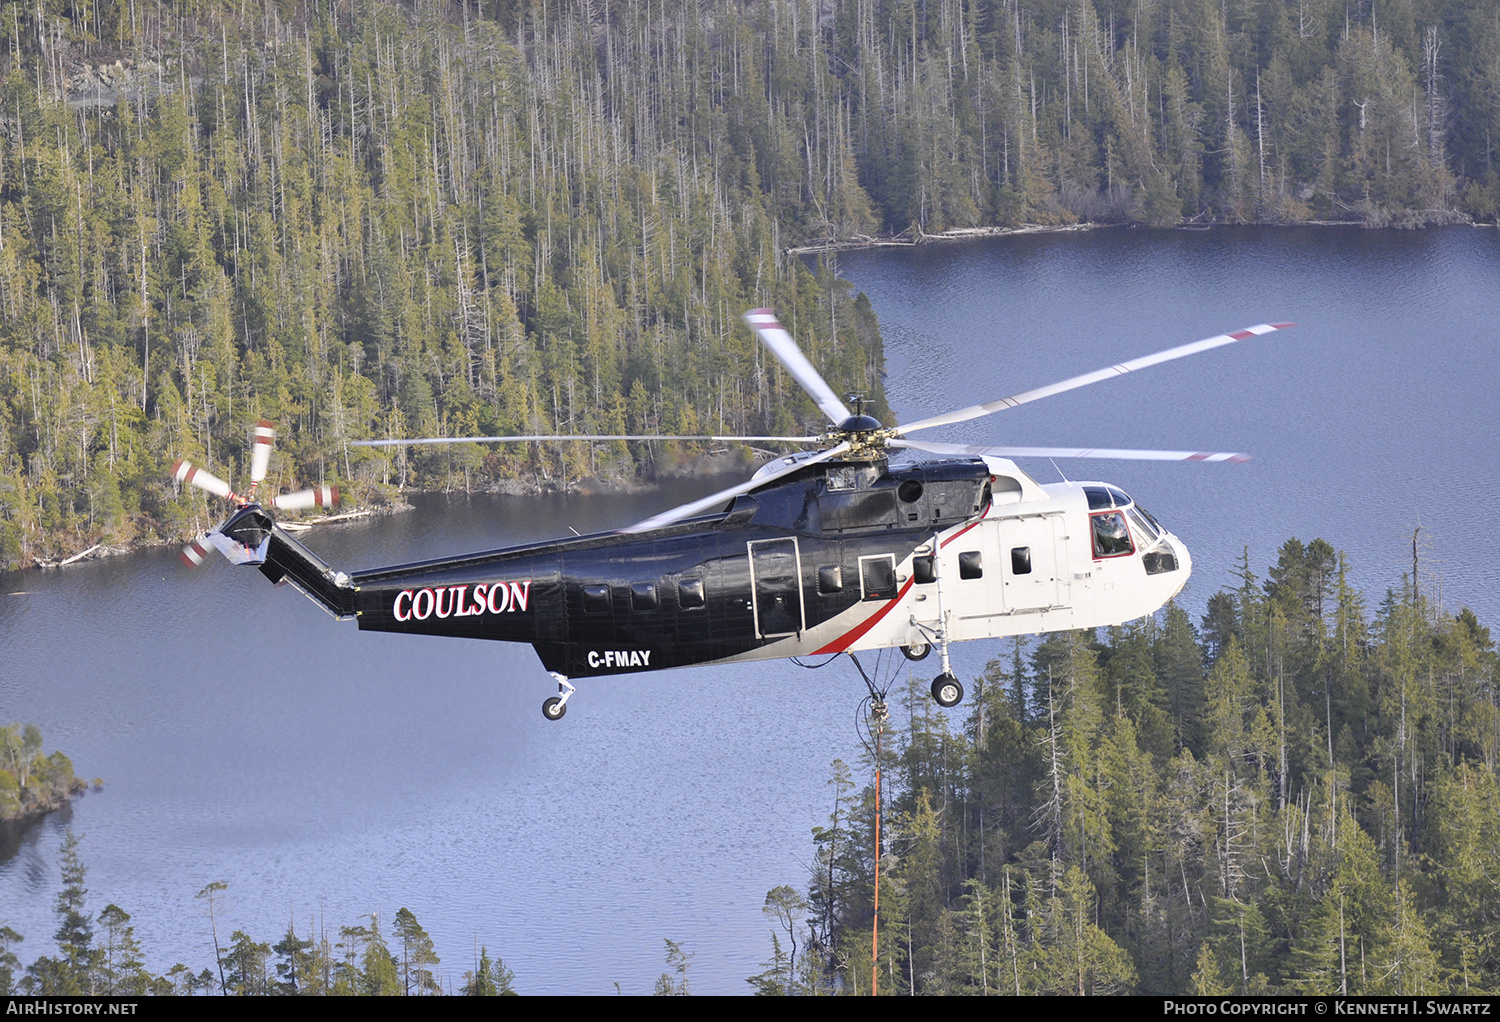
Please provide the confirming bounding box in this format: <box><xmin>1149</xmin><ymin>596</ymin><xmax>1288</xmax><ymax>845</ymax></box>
<box><xmin>3</xmin><ymin>225</ymin><xmax>1497</xmax><ymax>994</ymax></box>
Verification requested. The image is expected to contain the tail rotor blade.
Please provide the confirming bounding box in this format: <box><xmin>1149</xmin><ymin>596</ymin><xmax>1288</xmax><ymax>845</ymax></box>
<box><xmin>172</xmin><ymin>459</ymin><xmax>236</xmax><ymax>501</ymax></box>
<box><xmin>180</xmin><ymin>534</ymin><xmax>212</xmax><ymax>568</ymax></box>
<box><xmin>272</xmin><ymin>485</ymin><xmax>339</xmax><ymax>511</ymax></box>
<box><xmin>250</xmin><ymin>420</ymin><xmax>275</xmax><ymax>483</ymax></box>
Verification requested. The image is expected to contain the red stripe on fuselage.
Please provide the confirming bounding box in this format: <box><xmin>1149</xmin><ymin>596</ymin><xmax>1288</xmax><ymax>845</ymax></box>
<box><xmin>941</xmin><ymin>500</ymin><xmax>992</xmax><ymax>548</ymax></box>
<box><xmin>813</xmin><ymin>578</ymin><xmax>915</xmax><ymax>655</ymax></box>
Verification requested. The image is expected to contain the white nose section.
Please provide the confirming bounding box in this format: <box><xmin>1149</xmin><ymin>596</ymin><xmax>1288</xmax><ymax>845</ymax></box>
<box><xmin>1168</xmin><ymin>535</ymin><xmax>1192</xmax><ymax>600</ymax></box>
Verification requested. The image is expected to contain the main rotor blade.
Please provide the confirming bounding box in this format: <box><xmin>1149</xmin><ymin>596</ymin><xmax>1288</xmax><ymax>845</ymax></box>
<box><xmin>350</xmin><ymin>434</ymin><xmax>820</xmax><ymax>447</ymax></box>
<box><xmin>249</xmin><ymin>420</ymin><xmax>275</xmax><ymax>483</ymax></box>
<box><xmin>619</xmin><ymin>442</ymin><xmax>851</xmax><ymax>535</ymax></box>
<box><xmin>895</xmin><ymin>322</ymin><xmax>1295</xmax><ymax>435</ymax></box>
<box><xmin>892</xmin><ymin>439</ymin><xmax>1251</xmax><ymax>462</ymax></box>
<box><xmin>743</xmin><ymin>308</ymin><xmax>853</xmax><ymax>427</ymax></box>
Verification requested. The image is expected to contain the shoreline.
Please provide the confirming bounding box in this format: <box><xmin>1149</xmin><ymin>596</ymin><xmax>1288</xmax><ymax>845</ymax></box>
<box><xmin>18</xmin><ymin>447</ymin><xmax>781</xmax><ymax>573</ymax></box>
<box><xmin>785</xmin><ymin>213</ymin><xmax>1493</xmax><ymax>256</ymax></box>
<box><xmin>18</xmin><ymin>217</ymin><xmax>1493</xmax><ymax>574</ymax></box>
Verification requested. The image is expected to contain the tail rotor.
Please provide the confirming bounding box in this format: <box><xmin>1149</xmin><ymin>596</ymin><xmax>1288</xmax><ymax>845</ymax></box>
<box><xmin>170</xmin><ymin>420</ymin><xmax>339</xmax><ymax>568</ymax></box>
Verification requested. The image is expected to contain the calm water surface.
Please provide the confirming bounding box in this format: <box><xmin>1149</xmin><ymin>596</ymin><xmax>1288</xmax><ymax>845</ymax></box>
<box><xmin>2</xmin><ymin>226</ymin><xmax>1497</xmax><ymax>993</ymax></box>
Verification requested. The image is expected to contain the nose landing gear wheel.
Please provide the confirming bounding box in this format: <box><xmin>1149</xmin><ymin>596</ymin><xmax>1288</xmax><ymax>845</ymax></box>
<box><xmin>542</xmin><ymin>696</ymin><xmax>567</xmax><ymax>721</ymax></box>
<box><xmin>931</xmin><ymin>673</ymin><xmax>963</xmax><ymax>708</ymax></box>
<box><xmin>902</xmin><ymin>641</ymin><xmax>932</xmax><ymax>661</ymax></box>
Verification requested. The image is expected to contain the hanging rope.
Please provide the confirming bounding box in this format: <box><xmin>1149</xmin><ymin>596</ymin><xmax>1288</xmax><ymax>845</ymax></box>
<box><xmin>848</xmin><ymin>652</ymin><xmax>893</xmax><ymax>996</ymax></box>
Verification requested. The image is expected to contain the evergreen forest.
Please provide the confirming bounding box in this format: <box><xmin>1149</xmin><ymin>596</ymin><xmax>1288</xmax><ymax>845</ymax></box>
<box><xmin>7</xmin><ymin>541</ymin><xmax>1498</xmax><ymax>995</ymax></box>
<box><xmin>1</xmin><ymin>0</ymin><xmax>1497</xmax><ymax>567</ymax></box>
<box><xmin>751</xmin><ymin>541</ymin><xmax>1500</xmax><ymax>995</ymax></box>
<box><xmin>0</xmin><ymin>832</ymin><xmax>519</xmax><ymax>994</ymax></box>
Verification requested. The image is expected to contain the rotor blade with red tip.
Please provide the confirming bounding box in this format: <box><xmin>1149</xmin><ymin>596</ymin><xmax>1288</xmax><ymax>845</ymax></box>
<box><xmin>895</xmin><ymin>322</ymin><xmax>1296</xmax><ymax>435</ymax></box>
<box><xmin>172</xmin><ymin>459</ymin><xmax>237</xmax><ymax>501</ymax></box>
<box><xmin>249</xmin><ymin>420</ymin><xmax>275</xmax><ymax>483</ymax></box>
<box><xmin>272</xmin><ymin>485</ymin><xmax>339</xmax><ymax>511</ymax></box>
<box><xmin>891</xmin><ymin>439</ymin><xmax>1252</xmax><ymax>463</ymax></box>
<box><xmin>743</xmin><ymin>308</ymin><xmax>853</xmax><ymax>427</ymax></box>
<box><xmin>619</xmin><ymin>443</ymin><xmax>851</xmax><ymax>535</ymax></box>
<box><xmin>179</xmin><ymin>534</ymin><xmax>212</xmax><ymax>568</ymax></box>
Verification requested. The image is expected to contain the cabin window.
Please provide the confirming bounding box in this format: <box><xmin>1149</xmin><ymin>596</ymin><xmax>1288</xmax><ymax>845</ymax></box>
<box><xmin>582</xmin><ymin>584</ymin><xmax>612</xmax><ymax>612</ymax></box>
<box><xmin>1011</xmin><ymin>547</ymin><xmax>1032</xmax><ymax>575</ymax></box>
<box><xmin>678</xmin><ymin>577</ymin><xmax>705</xmax><ymax>609</ymax></box>
<box><xmin>913</xmin><ymin>556</ymin><xmax>936</xmax><ymax>584</ymax></box>
<box><xmin>631</xmin><ymin>582</ymin><xmax>658</xmax><ymax>610</ymax></box>
<box><xmin>959</xmin><ymin>551</ymin><xmax>983</xmax><ymax>579</ymax></box>
<box><xmin>898</xmin><ymin>480</ymin><xmax>924</xmax><ymax>503</ymax></box>
<box><xmin>1091</xmin><ymin>511</ymin><xmax>1135</xmax><ymax>558</ymax></box>
<box><xmin>818</xmin><ymin>565</ymin><xmax>843</xmax><ymax>594</ymax></box>
<box><xmin>860</xmin><ymin>555</ymin><xmax>898</xmax><ymax>601</ymax></box>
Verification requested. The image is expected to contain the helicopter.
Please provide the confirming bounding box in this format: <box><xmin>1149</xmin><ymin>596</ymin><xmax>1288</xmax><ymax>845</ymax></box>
<box><xmin>172</xmin><ymin>310</ymin><xmax>1292</xmax><ymax>720</ymax></box>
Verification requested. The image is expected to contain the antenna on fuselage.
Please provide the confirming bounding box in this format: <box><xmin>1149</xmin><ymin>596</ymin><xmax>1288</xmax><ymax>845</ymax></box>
<box><xmin>1048</xmin><ymin>458</ymin><xmax>1071</xmax><ymax>484</ymax></box>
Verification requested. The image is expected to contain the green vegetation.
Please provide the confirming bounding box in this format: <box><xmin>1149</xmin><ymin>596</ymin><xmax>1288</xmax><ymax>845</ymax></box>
<box><xmin>756</xmin><ymin>540</ymin><xmax>1500</xmax><ymax>994</ymax></box>
<box><xmin>3</xmin><ymin>0</ymin><xmax>1496</xmax><ymax>567</ymax></box>
<box><xmin>0</xmin><ymin>0</ymin><xmax>890</xmax><ymax>568</ymax></box>
<box><xmin>0</xmin><ymin>724</ymin><xmax>88</xmax><ymax>821</ymax></box>
<box><xmin>3</xmin><ymin>833</ymin><xmax>511</xmax><ymax>995</ymax></box>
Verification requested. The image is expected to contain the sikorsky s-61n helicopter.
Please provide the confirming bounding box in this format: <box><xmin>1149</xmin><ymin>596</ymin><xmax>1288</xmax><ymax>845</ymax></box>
<box><xmin>173</xmin><ymin>311</ymin><xmax>1291</xmax><ymax>720</ymax></box>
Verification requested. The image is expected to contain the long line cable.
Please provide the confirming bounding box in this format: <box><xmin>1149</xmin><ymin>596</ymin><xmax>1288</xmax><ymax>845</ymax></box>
<box><xmin>848</xmin><ymin>651</ymin><xmax>896</xmax><ymax>996</ymax></box>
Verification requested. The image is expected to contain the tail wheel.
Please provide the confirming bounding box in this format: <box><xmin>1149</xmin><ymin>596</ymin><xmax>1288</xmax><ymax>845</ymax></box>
<box><xmin>902</xmin><ymin>641</ymin><xmax>932</xmax><ymax>661</ymax></box>
<box><xmin>931</xmin><ymin>674</ymin><xmax>963</xmax><ymax>708</ymax></box>
<box><xmin>542</xmin><ymin>696</ymin><xmax>567</xmax><ymax>721</ymax></box>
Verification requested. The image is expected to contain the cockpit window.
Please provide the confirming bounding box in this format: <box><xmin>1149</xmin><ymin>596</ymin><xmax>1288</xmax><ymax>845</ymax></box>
<box><xmin>1136</xmin><ymin>505</ymin><xmax>1164</xmax><ymax>535</ymax></box>
<box><xmin>1085</xmin><ymin>485</ymin><xmax>1135</xmax><ymax>510</ymax></box>
<box><xmin>1091</xmin><ymin>511</ymin><xmax>1134</xmax><ymax>558</ymax></box>
<box><xmin>1084</xmin><ymin>486</ymin><xmax>1112</xmax><ymax>510</ymax></box>
<box><xmin>1126</xmin><ymin>507</ymin><xmax>1159</xmax><ymax>543</ymax></box>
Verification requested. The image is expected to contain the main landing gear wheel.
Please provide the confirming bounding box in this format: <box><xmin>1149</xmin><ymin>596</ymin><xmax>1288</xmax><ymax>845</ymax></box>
<box><xmin>542</xmin><ymin>696</ymin><xmax>567</xmax><ymax>721</ymax></box>
<box><xmin>931</xmin><ymin>673</ymin><xmax>964</xmax><ymax>708</ymax></box>
<box><xmin>902</xmin><ymin>641</ymin><xmax>932</xmax><ymax>661</ymax></box>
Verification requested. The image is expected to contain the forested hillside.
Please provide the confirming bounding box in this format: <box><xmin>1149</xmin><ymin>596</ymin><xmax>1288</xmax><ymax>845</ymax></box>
<box><xmin>0</xmin><ymin>0</ymin><xmax>1493</xmax><ymax>569</ymax></box>
<box><xmin>755</xmin><ymin>542</ymin><xmax>1500</xmax><ymax>995</ymax></box>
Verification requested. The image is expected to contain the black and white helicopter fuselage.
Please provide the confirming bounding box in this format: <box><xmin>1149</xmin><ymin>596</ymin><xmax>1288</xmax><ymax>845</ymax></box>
<box><xmin>242</xmin><ymin>454</ymin><xmax>1186</xmax><ymax>676</ymax></box>
<box><xmin>180</xmin><ymin>310</ymin><xmax>1288</xmax><ymax>719</ymax></box>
